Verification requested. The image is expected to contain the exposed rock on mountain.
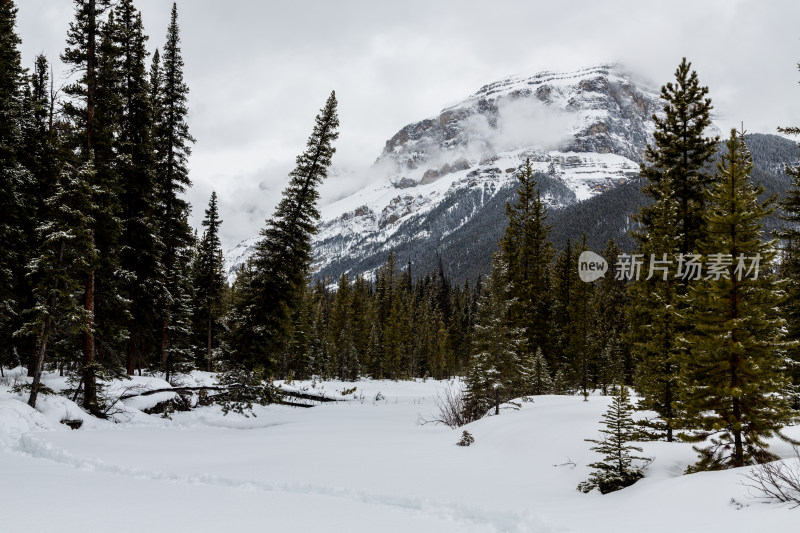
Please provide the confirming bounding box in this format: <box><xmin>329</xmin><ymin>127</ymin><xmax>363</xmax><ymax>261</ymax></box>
<box><xmin>226</xmin><ymin>65</ymin><xmax>797</xmax><ymax>283</ymax></box>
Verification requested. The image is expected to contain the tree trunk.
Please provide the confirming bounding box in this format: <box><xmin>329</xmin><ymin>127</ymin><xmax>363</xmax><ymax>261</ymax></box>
<box><xmin>82</xmin><ymin>0</ymin><xmax>98</xmax><ymax>415</ymax></box>
<box><xmin>83</xmin><ymin>266</ymin><xmax>97</xmax><ymax>412</ymax></box>
<box><xmin>161</xmin><ymin>317</ymin><xmax>170</xmax><ymax>382</ymax></box>
<box><xmin>206</xmin><ymin>310</ymin><xmax>212</xmax><ymax>372</ymax></box>
<box><xmin>28</xmin><ymin>321</ymin><xmax>49</xmax><ymax>408</ymax></box>
<box><xmin>733</xmin><ymin>397</ymin><xmax>744</xmax><ymax>467</ymax></box>
<box><xmin>29</xmin><ymin>240</ymin><xmax>66</xmax><ymax>407</ymax></box>
<box><xmin>126</xmin><ymin>340</ymin><xmax>135</xmax><ymax>375</ymax></box>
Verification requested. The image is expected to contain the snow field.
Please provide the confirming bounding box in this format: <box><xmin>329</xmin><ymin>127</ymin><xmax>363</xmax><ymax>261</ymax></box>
<box><xmin>1</xmin><ymin>372</ymin><xmax>798</xmax><ymax>532</ymax></box>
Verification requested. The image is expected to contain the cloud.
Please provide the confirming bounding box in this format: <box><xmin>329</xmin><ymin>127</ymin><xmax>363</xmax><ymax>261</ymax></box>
<box><xmin>13</xmin><ymin>0</ymin><xmax>800</xmax><ymax>250</ymax></box>
<box><xmin>492</xmin><ymin>98</ymin><xmax>574</xmax><ymax>152</ymax></box>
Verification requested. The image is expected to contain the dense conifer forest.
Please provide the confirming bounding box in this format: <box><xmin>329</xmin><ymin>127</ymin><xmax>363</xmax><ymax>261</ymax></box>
<box><xmin>2</xmin><ymin>0</ymin><xmax>800</xmax><ymax>485</ymax></box>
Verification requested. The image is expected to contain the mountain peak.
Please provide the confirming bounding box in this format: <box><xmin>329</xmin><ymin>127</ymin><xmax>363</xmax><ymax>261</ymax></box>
<box><xmin>227</xmin><ymin>64</ymin><xmax>761</xmax><ymax>284</ymax></box>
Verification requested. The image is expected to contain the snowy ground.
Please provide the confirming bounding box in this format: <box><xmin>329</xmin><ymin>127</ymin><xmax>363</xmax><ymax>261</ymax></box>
<box><xmin>1</xmin><ymin>369</ymin><xmax>798</xmax><ymax>532</ymax></box>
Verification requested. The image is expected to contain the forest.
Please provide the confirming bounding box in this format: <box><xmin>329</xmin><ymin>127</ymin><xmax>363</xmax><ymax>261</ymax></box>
<box><xmin>2</xmin><ymin>0</ymin><xmax>800</xmax><ymax>488</ymax></box>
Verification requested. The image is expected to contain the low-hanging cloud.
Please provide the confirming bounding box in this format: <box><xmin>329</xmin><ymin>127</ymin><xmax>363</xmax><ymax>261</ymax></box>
<box><xmin>486</xmin><ymin>97</ymin><xmax>575</xmax><ymax>153</ymax></box>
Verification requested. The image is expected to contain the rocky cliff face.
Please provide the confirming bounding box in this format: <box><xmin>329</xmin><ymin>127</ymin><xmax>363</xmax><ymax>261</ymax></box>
<box><xmin>225</xmin><ymin>65</ymin><xmax>794</xmax><ymax>283</ymax></box>
<box><xmin>307</xmin><ymin>65</ymin><xmax>662</xmax><ymax>282</ymax></box>
<box><xmin>378</xmin><ymin>65</ymin><xmax>660</xmax><ymax>171</ymax></box>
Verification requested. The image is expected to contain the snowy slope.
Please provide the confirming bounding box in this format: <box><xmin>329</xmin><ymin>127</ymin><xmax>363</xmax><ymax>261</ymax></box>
<box><xmin>1</xmin><ymin>371</ymin><xmax>798</xmax><ymax>532</ymax></box>
<box><xmin>224</xmin><ymin>64</ymin><xmax>665</xmax><ymax>282</ymax></box>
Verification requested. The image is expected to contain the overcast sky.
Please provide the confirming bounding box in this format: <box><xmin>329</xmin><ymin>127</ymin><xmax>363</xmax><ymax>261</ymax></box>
<box><xmin>14</xmin><ymin>0</ymin><xmax>800</xmax><ymax>250</ymax></box>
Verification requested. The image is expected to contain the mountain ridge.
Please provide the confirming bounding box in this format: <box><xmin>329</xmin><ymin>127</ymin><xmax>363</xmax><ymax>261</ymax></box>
<box><xmin>225</xmin><ymin>65</ymin><xmax>797</xmax><ymax>283</ymax></box>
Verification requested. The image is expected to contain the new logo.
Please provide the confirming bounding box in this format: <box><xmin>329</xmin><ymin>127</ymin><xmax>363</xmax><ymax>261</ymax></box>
<box><xmin>578</xmin><ymin>251</ymin><xmax>608</xmax><ymax>282</ymax></box>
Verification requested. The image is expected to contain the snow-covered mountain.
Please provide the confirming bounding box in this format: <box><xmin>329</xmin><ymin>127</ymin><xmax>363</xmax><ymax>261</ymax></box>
<box><xmin>225</xmin><ymin>64</ymin><xmax>793</xmax><ymax>283</ymax></box>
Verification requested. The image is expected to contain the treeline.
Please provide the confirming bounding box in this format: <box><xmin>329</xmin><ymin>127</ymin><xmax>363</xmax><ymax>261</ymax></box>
<box><xmin>0</xmin><ymin>0</ymin><xmax>226</xmax><ymax>413</ymax></box>
<box><xmin>3</xmin><ymin>1</ymin><xmax>800</xmax><ymax>474</ymax></box>
<box><xmin>459</xmin><ymin>58</ymin><xmax>800</xmax><ymax>473</ymax></box>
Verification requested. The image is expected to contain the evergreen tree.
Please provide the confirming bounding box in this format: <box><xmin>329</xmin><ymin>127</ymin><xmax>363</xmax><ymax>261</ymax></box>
<box><xmin>431</xmin><ymin>313</ymin><xmax>448</xmax><ymax>380</ymax></box>
<box><xmin>464</xmin><ymin>253</ymin><xmax>524</xmax><ymax>416</ymax></box>
<box><xmin>680</xmin><ymin>130</ymin><xmax>798</xmax><ymax>470</ymax></box>
<box><xmin>776</xmin><ymin>61</ymin><xmax>800</xmax><ymax>407</ymax></box>
<box><xmin>637</xmin><ymin>57</ymin><xmax>718</xmax><ymax>256</ymax></box>
<box><xmin>19</xmin><ymin>55</ymin><xmax>60</xmax><ymax>251</ymax></box>
<box><xmin>331</xmin><ymin>273</ymin><xmax>359</xmax><ymax>380</ymax></box>
<box><xmin>20</xmin><ymin>158</ymin><xmax>100</xmax><ymax>407</ymax></box>
<box><xmin>112</xmin><ymin>0</ymin><xmax>162</xmax><ymax>376</ymax></box>
<box><xmin>349</xmin><ymin>275</ymin><xmax>373</xmax><ymax>378</ymax></box>
<box><xmin>0</xmin><ymin>0</ymin><xmax>29</xmax><ymax>370</ymax></box>
<box><xmin>596</xmin><ymin>338</ymin><xmax>624</xmax><ymax>396</ymax></box>
<box><xmin>578</xmin><ymin>385</ymin><xmax>650</xmax><ymax>494</ymax></box>
<box><xmin>153</xmin><ymin>3</ymin><xmax>195</xmax><ymax>381</ymax></box>
<box><xmin>628</xmin><ymin>58</ymin><xmax>718</xmax><ymax>441</ymax></box>
<box><xmin>61</xmin><ymin>0</ymin><xmax>115</xmax><ymax>411</ymax></box>
<box><xmin>163</xmin><ymin>243</ymin><xmax>196</xmax><ymax>379</ymax></box>
<box><xmin>629</xmin><ymin>172</ymin><xmax>681</xmax><ymax>439</ymax></box>
<box><xmin>593</xmin><ymin>239</ymin><xmax>630</xmax><ymax>389</ymax></box>
<box><xmin>519</xmin><ymin>347</ymin><xmax>552</xmax><ymax>395</ymax></box>
<box><xmin>232</xmin><ymin>91</ymin><xmax>338</xmax><ymax>372</ymax></box>
<box><xmin>501</xmin><ymin>158</ymin><xmax>555</xmax><ymax>361</ymax></box>
<box><xmin>193</xmin><ymin>191</ymin><xmax>226</xmax><ymax>371</ymax></box>
<box><xmin>286</xmin><ymin>283</ymin><xmax>314</xmax><ymax>379</ymax></box>
<box><xmin>568</xmin><ymin>234</ymin><xmax>594</xmax><ymax>397</ymax></box>
<box><xmin>17</xmin><ymin>54</ymin><xmax>62</xmax><ymax>376</ymax></box>
<box><xmin>551</xmin><ymin>239</ymin><xmax>574</xmax><ymax>380</ymax></box>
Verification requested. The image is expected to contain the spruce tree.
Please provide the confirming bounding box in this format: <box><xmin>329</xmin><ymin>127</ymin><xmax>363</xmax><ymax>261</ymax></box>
<box><xmin>628</xmin><ymin>58</ymin><xmax>718</xmax><ymax>441</ymax></box>
<box><xmin>568</xmin><ymin>234</ymin><xmax>594</xmax><ymax>397</ymax></box>
<box><xmin>680</xmin><ymin>130</ymin><xmax>798</xmax><ymax>470</ymax></box>
<box><xmin>776</xmin><ymin>61</ymin><xmax>800</xmax><ymax>407</ymax></box>
<box><xmin>578</xmin><ymin>385</ymin><xmax>650</xmax><ymax>494</ymax></box>
<box><xmin>163</xmin><ymin>243</ymin><xmax>196</xmax><ymax>379</ymax></box>
<box><xmin>19</xmin><ymin>55</ymin><xmax>60</xmax><ymax>248</ymax></box>
<box><xmin>501</xmin><ymin>158</ymin><xmax>555</xmax><ymax>361</ymax></box>
<box><xmin>286</xmin><ymin>283</ymin><xmax>314</xmax><ymax>379</ymax></box>
<box><xmin>593</xmin><ymin>239</ymin><xmax>630</xmax><ymax>389</ymax></box>
<box><xmin>519</xmin><ymin>347</ymin><xmax>552</xmax><ymax>396</ymax></box>
<box><xmin>629</xmin><ymin>172</ymin><xmax>682</xmax><ymax>439</ymax></box>
<box><xmin>20</xmin><ymin>158</ymin><xmax>100</xmax><ymax>407</ymax></box>
<box><xmin>0</xmin><ymin>0</ymin><xmax>29</xmax><ymax>369</ymax></box>
<box><xmin>232</xmin><ymin>91</ymin><xmax>338</xmax><ymax>372</ymax></box>
<box><xmin>17</xmin><ymin>54</ymin><xmax>61</xmax><ymax>376</ymax></box>
<box><xmin>61</xmin><ymin>0</ymin><xmax>115</xmax><ymax>411</ymax></box>
<box><xmin>637</xmin><ymin>57</ymin><xmax>718</xmax><ymax>256</ymax></box>
<box><xmin>193</xmin><ymin>191</ymin><xmax>226</xmax><ymax>371</ymax></box>
<box><xmin>464</xmin><ymin>253</ymin><xmax>524</xmax><ymax>416</ymax></box>
<box><xmin>349</xmin><ymin>275</ymin><xmax>373</xmax><ymax>378</ymax></box>
<box><xmin>153</xmin><ymin>3</ymin><xmax>195</xmax><ymax>381</ymax></box>
<box><xmin>112</xmin><ymin>0</ymin><xmax>162</xmax><ymax>376</ymax></box>
<box><xmin>329</xmin><ymin>273</ymin><xmax>355</xmax><ymax>380</ymax></box>
<box><xmin>551</xmin><ymin>240</ymin><xmax>574</xmax><ymax>381</ymax></box>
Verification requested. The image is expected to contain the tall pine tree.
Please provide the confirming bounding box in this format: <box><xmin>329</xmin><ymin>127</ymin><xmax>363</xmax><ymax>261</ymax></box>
<box><xmin>61</xmin><ymin>0</ymin><xmax>114</xmax><ymax>411</ymax></box>
<box><xmin>153</xmin><ymin>3</ymin><xmax>195</xmax><ymax>381</ymax></box>
<box><xmin>232</xmin><ymin>91</ymin><xmax>338</xmax><ymax>373</ymax></box>
<box><xmin>113</xmin><ymin>0</ymin><xmax>162</xmax><ymax>376</ymax></box>
<box><xmin>192</xmin><ymin>191</ymin><xmax>226</xmax><ymax>371</ymax></box>
<box><xmin>680</xmin><ymin>130</ymin><xmax>798</xmax><ymax>470</ymax></box>
<box><xmin>776</xmin><ymin>60</ymin><xmax>800</xmax><ymax>407</ymax></box>
<box><xmin>0</xmin><ymin>0</ymin><xmax>29</xmax><ymax>371</ymax></box>
<box><xmin>628</xmin><ymin>58</ymin><xmax>718</xmax><ymax>441</ymax></box>
<box><xmin>21</xmin><ymin>158</ymin><xmax>100</xmax><ymax>408</ymax></box>
<box><xmin>501</xmin><ymin>158</ymin><xmax>555</xmax><ymax>362</ymax></box>
<box><xmin>464</xmin><ymin>253</ymin><xmax>524</xmax><ymax>416</ymax></box>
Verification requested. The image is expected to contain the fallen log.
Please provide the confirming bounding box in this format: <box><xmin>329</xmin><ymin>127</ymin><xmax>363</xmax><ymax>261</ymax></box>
<box><xmin>118</xmin><ymin>385</ymin><xmax>340</xmax><ymax>404</ymax></box>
